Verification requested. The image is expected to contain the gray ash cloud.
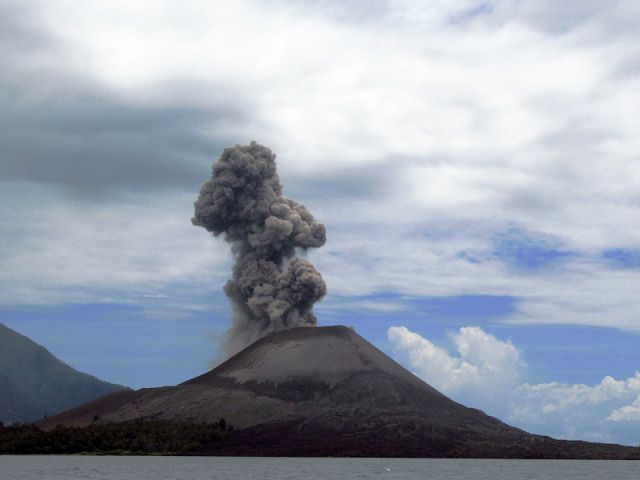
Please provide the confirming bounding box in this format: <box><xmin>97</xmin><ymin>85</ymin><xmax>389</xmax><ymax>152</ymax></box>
<box><xmin>193</xmin><ymin>142</ymin><xmax>327</xmax><ymax>355</ymax></box>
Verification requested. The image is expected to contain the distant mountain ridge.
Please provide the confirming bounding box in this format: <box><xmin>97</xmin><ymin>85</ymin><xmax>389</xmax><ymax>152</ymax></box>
<box><xmin>0</xmin><ymin>323</ymin><xmax>128</xmax><ymax>425</ymax></box>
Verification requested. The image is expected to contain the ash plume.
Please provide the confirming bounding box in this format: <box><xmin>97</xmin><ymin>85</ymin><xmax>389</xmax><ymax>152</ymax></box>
<box><xmin>192</xmin><ymin>142</ymin><xmax>327</xmax><ymax>355</ymax></box>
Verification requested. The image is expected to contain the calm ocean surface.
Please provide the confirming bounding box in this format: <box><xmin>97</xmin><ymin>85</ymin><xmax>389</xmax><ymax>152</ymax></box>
<box><xmin>1</xmin><ymin>456</ymin><xmax>639</xmax><ymax>480</ymax></box>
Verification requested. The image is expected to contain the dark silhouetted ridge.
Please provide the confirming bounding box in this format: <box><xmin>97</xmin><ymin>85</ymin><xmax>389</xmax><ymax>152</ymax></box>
<box><xmin>0</xmin><ymin>323</ymin><xmax>128</xmax><ymax>425</ymax></box>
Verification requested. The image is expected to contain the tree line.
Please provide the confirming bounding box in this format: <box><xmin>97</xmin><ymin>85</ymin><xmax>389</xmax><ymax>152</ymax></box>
<box><xmin>0</xmin><ymin>418</ymin><xmax>232</xmax><ymax>455</ymax></box>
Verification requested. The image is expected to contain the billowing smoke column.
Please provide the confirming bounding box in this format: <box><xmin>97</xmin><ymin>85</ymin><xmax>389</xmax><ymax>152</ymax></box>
<box><xmin>192</xmin><ymin>142</ymin><xmax>327</xmax><ymax>355</ymax></box>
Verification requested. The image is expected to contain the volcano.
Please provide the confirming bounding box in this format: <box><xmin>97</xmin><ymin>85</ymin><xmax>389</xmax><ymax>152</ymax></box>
<box><xmin>39</xmin><ymin>326</ymin><xmax>640</xmax><ymax>458</ymax></box>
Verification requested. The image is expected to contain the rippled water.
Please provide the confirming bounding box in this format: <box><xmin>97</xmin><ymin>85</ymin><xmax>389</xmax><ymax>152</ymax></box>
<box><xmin>1</xmin><ymin>456</ymin><xmax>639</xmax><ymax>480</ymax></box>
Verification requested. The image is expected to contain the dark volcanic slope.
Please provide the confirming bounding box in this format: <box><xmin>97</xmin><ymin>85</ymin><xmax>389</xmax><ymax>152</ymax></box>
<box><xmin>42</xmin><ymin>326</ymin><xmax>512</xmax><ymax>434</ymax></box>
<box><xmin>39</xmin><ymin>326</ymin><xmax>640</xmax><ymax>459</ymax></box>
<box><xmin>0</xmin><ymin>323</ymin><xmax>129</xmax><ymax>425</ymax></box>
<box><xmin>185</xmin><ymin>326</ymin><xmax>516</xmax><ymax>435</ymax></box>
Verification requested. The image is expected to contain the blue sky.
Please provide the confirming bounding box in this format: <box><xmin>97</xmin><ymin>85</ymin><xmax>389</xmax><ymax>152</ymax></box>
<box><xmin>6</xmin><ymin>293</ymin><xmax>640</xmax><ymax>388</ymax></box>
<box><xmin>1</xmin><ymin>0</ymin><xmax>640</xmax><ymax>445</ymax></box>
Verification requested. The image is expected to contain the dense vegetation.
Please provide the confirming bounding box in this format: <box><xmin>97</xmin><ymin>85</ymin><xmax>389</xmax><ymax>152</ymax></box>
<box><xmin>0</xmin><ymin>419</ymin><xmax>231</xmax><ymax>455</ymax></box>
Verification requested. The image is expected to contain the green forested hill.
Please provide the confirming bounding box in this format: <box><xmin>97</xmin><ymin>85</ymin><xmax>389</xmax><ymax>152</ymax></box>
<box><xmin>0</xmin><ymin>323</ymin><xmax>128</xmax><ymax>425</ymax></box>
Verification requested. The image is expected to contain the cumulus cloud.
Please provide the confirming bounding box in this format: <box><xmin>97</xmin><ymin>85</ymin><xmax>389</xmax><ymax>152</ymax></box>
<box><xmin>514</xmin><ymin>373</ymin><xmax>640</xmax><ymax>420</ymax></box>
<box><xmin>389</xmin><ymin>326</ymin><xmax>640</xmax><ymax>444</ymax></box>
<box><xmin>610</xmin><ymin>396</ymin><xmax>640</xmax><ymax>422</ymax></box>
<box><xmin>388</xmin><ymin>325</ymin><xmax>522</xmax><ymax>395</ymax></box>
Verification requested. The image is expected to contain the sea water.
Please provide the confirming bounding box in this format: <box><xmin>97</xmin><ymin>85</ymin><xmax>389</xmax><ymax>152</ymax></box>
<box><xmin>1</xmin><ymin>456</ymin><xmax>638</xmax><ymax>480</ymax></box>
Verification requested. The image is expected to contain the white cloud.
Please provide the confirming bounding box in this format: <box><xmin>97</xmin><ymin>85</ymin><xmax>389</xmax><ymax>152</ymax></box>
<box><xmin>388</xmin><ymin>325</ymin><xmax>522</xmax><ymax>394</ymax></box>
<box><xmin>517</xmin><ymin>374</ymin><xmax>639</xmax><ymax>415</ymax></box>
<box><xmin>0</xmin><ymin>187</ymin><xmax>230</xmax><ymax>306</ymax></box>
<box><xmin>389</xmin><ymin>326</ymin><xmax>640</xmax><ymax>443</ymax></box>
<box><xmin>2</xmin><ymin>0</ymin><xmax>640</xmax><ymax>332</ymax></box>
<box><xmin>609</xmin><ymin>396</ymin><xmax>640</xmax><ymax>422</ymax></box>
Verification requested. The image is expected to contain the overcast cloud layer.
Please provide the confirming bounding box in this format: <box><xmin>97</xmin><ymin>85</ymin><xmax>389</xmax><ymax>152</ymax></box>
<box><xmin>1</xmin><ymin>0</ymin><xmax>639</xmax><ymax>443</ymax></box>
